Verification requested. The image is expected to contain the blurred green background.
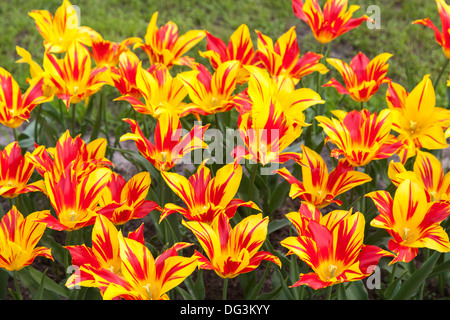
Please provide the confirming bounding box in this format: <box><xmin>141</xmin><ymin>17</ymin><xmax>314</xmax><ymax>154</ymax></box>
<box><xmin>1</xmin><ymin>0</ymin><xmax>447</xmax><ymax>107</ymax></box>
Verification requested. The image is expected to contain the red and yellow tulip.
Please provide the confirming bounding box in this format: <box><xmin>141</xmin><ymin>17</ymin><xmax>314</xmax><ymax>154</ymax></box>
<box><xmin>386</xmin><ymin>76</ymin><xmax>450</xmax><ymax>163</ymax></box>
<box><xmin>200</xmin><ymin>24</ymin><xmax>261</xmax><ymax>84</ymax></box>
<box><xmin>0</xmin><ymin>206</ymin><xmax>53</xmax><ymax>271</ymax></box>
<box><xmin>316</xmin><ymin>109</ymin><xmax>403</xmax><ymax>167</ymax></box>
<box><xmin>89</xmin><ymin>33</ymin><xmax>140</xmax><ymax>68</ymax></box>
<box><xmin>281</xmin><ymin>209</ymin><xmax>393</xmax><ymax>289</ymax></box>
<box><xmin>0</xmin><ymin>67</ymin><xmax>53</xmax><ymax>128</ymax></box>
<box><xmin>323</xmin><ymin>52</ymin><xmax>392</xmax><ymax>103</ymax></box>
<box><xmin>120</xmin><ymin>112</ymin><xmax>209</xmax><ymax>171</ymax></box>
<box><xmin>115</xmin><ymin>63</ymin><xmax>190</xmax><ymax>118</ymax></box>
<box><xmin>27</xmin><ymin>130</ymin><xmax>112</xmax><ymax>181</ymax></box>
<box><xmin>134</xmin><ymin>11</ymin><xmax>205</xmax><ymax>69</ymax></box>
<box><xmin>109</xmin><ymin>51</ymin><xmax>142</xmax><ymax>100</ymax></box>
<box><xmin>233</xmin><ymin>67</ymin><xmax>323</xmax><ymax>165</ymax></box>
<box><xmin>256</xmin><ymin>26</ymin><xmax>328</xmax><ymax>83</ymax></box>
<box><xmin>388</xmin><ymin>151</ymin><xmax>450</xmax><ymax>203</ymax></box>
<box><xmin>39</xmin><ymin>164</ymin><xmax>112</xmax><ymax>231</ymax></box>
<box><xmin>84</xmin><ymin>232</ymin><xmax>197</xmax><ymax>300</ymax></box>
<box><xmin>182</xmin><ymin>213</ymin><xmax>281</xmax><ymax>279</ymax></box>
<box><xmin>28</xmin><ymin>0</ymin><xmax>93</xmax><ymax>53</ymax></box>
<box><xmin>96</xmin><ymin>172</ymin><xmax>161</xmax><ymax>225</ymax></box>
<box><xmin>367</xmin><ymin>179</ymin><xmax>450</xmax><ymax>264</ymax></box>
<box><xmin>413</xmin><ymin>0</ymin><xmax>450</xmax><ymax>59</ymax></box>
<box><xmin>44</xmin><ymin>41</ymin><xmax>109</xmax><ymax>110</ymax></box>
<box><xmin>0</xmin><ymin>142</ymin><xmax>44</xmax><ymax>199</ymax></box>
<box><xmin>65</xmin><ymin>214</ymin><xmax>123</xmax><ymax>288</ymax></box>
<box><xmin>178</xmin><ymin>61</ymin><xmax>241</xmax><ymax>117</ymax></box>
<box><xmin>161</xmin><ymin>161</ymin><xmax>259</xmax><ymax>224</ymax></box>
<box><xmin>277</xmin><ymin>145</ymin><xmax>372</xmax><ymax>209</ymax></box>
<box><xmin>292</xmin><ymin>0</ymin><xmax>369</xmax><ymax>44</ymax></box>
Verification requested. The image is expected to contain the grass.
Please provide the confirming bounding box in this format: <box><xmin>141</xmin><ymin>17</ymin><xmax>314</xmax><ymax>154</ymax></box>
<box><xmin>1</xmin><ymin>1</ymin><xmax>444</xmax><ymax>91</ymax></box>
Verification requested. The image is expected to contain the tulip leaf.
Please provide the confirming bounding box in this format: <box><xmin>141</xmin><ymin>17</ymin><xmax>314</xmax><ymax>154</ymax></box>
<box><xmin>391</xmin><ymin>251</ymin><xmax>441</xmax><ymax>300</ymax></box>
<box><xmin>265</xmin><ymin>180</ymin><xmax>290</xmax><ymax>215</ymax></box>
<box><xmin>0</xmin><ymin>269</ymin><xmax>8</xmax><ymax>300</ymax></box>
<box><xmin>344</xmin><ymin>280</ymin><xmax>368</xmax><ymax>300</ymax></box>
<box><xmin>18</xmin><ymin>266</ymin><xmax>70</xmax><ymax>299</ymax></box>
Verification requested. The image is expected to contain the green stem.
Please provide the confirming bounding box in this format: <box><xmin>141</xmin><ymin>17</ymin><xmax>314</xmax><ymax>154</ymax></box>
<box><xmin>434</xmin><ymin>58</ymin><xmax>450</xmax><ymax>88</ymax></box>
<box><xmin>34</xmin><ymin>104</ymin><xmax>42</xmax><ymax>145</ymax></box>
<box><xmin>13</xmin><ymin>270</ymin><xmax>23</xmax><ymax>300</ymax></box>
<box><xmin>13</xmin><ymin>128</ymin><xmax>19</xmax><ymax>142</ymax></box>
<box><xmin>222</xmin><ymin>277</ymin><xmax>229</xmax><ymax>300</ymax></box>
<box><xmin>247</xmin><ymin>163</ymin><xmax>258</xmax><ymax>202</ymax></box>
<box><xmin>72</xmin><ymin>103</ymin><xmax>77</xmax><ymax>134</ymax></box>
<box><xmin>326</xmin><ymin>285</ymin><xmax>333</xmax><ymax>300</ymax></box>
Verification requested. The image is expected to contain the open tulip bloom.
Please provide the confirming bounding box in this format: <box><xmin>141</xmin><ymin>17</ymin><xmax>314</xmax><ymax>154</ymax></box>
<box><xmin>161</xmin><ymin>160</ymin><xmax>259</xmax><ymax>224</ymax></box>
<box><xmin>200</xmin><ymin>24</ymin><xmax>261</xmax><ymax>84</ymax></box>
<box><xmin>72</xmin><ymin>224</ymin><xmax>198</xmax><ymax>300</ymax></box>
<box><xmin>292</xmin><ymin>0</ymin><xmax>369</xmax><ymax>44</ymax></box>
<box><xmin>413</xmin><ymin>0</ymin><xmax>450</xmax><ymax>59</ymax></box>
<box><xmin>134</xmin><ymin>11</ymin><xmax>205</xmax><ymax>69</ymax></box>
<box><xmin>0</xmin><ymin>142</ymin><xmax>45</xmax><ymax>199</ymax></box>
<box><xmin>367</xmin><ymin>179</ymin><xmax>450</xmax><ymax>264</ymax></box>
<box><xmin>316</xmin><ymin>109</ymin><xmax>403</xmax><ymax>167</ymax></box>
<box><xmin>120</xmin><ymin>112</ymin><xmax>209</xmax><ymax>171</ymax></box>
<box><xmin>386</xmin><ymin>75</ymin><xmax>450</xmax><ymax>163</ymax></box>
<box><xmin>182</xmin><ymin>213</ymin><xmax>281</xmax><ymax>279</ymax></box>
<box><xmin>277</xmin><ymin>144</ymin><xmax>372</xmax><ymax>209</ymax></box>
<box><xmin>0</xmin><ymin>206</ymin><xmax>53</xmax><ymax>272</ymax></box>
<box><xmin>281</xmin><ymin>209</ymin><xmax>393</xmax><ymax>289</ymax></box>
<box><xmin>323</xmin><ymin>52</ymin><xmax>392</xmax><ymax>103</ymax></box>
<box><xmin>388</xmin><ymin>151</ymin><xmax>450</xmax><ymax>202</ymax></box>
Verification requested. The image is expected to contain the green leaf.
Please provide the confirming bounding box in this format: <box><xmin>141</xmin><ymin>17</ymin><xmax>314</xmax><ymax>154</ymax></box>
<box><xmin>18</xmin><ymin>266</ymin><xmax>70</xmax><ymax>299</ymax></box>
<box><xmin>391</xmin><ymin>251</ymin><xmax>441</xmax><ymax>300</ymax></box>
<box><xmin>247</xmin><ymin>263</ymin><xmax>271</xmax><ymax>300</ymax></box>
<box><xmin>344</xmin><ymin>280</ymin><xmax>368</xmax><ymax>300</ymax></box>
<box><xmin>0</xmin><ymin>269</ymin><xmax>9</xmax><ymax>300</ymax></box>
<box><xmin>265</xmin><ymin>180</ymin><xmax>290</xmax><ymax>215</ymax></box>
<box><xmin>34</xmin><ymin>269</ymin><xmax>48</xmax><ymax>300</ymax></box>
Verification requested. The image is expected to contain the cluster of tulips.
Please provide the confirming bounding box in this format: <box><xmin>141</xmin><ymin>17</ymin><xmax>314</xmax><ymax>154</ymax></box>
<box><xmin>1</xmin><ymin>0</ymin><xmax>450</xmax><ymax>300</ymax></box>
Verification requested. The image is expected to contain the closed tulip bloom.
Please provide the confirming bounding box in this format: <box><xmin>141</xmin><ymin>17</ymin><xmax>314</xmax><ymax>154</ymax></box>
<box><xmin>413</xmin><ymin>0</ymin><xmax>450</xmax><ymax>59</ymax></box>
<box><xmin>323</xmin><ymin>52</ymin><xmax>392</xmax><ymax>103</ymax></box>
<box><xmin>316</xmin><ymin>109</ymin><xmax>403</xmax><ymax>167</ymax></box>
<box><xmin>281</xmin><ymin>210</ymin><xmax>393</xmax><ymax>289</ymax></box>
<box><xmin>182</xmin><ymin>213</ymin><xmax>281</xmax><ymax>279</ymax></box>
<box><xmin>292</xmin><ymin>0</ymin><xmax>369</xmax><ymax>44</ymax></box>
<box><xmin>0</xmin><ymin>206</ymin><xmax>53</xmax><ymax>271</ymax></box>
<box><xmin>367</xmin><ymin>179</ymin><xmax>450</xmax><ymax>264</ymax></box>
<box><xmin>134</xmin><ymin>11</ymin><xmax>205</xmax><ymax>69</ymax></box>
<box><xmin>0</xmin><ymin>142</ymin><xmax>45</xmax><ymax>199</ymax></box>
<box><xmin>161</xmin><ymin>161</ymin><xmax>259</xmax><ymax>224</ymax></box>
<box><xmin>277</xmin><ymin>145</ymin><xmax>372</xmax><ymax>209</ymax></box>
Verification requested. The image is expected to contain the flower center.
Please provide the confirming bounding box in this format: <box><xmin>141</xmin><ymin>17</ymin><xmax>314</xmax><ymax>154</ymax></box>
<box><xmin>410</xmin><ymin>121</ymin><xmax>417</xmax><ymax>134</ymax></box>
